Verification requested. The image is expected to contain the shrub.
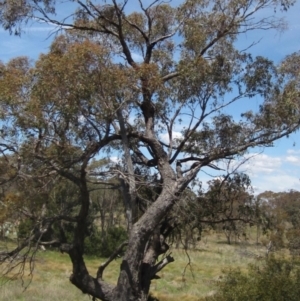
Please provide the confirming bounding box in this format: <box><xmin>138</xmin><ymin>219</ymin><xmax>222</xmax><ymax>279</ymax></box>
<box><xmin>18</xmin><ymin>219</ymin><xmax>35</xmax><ymax>239</ymax></box>
<box><xmin>287</xmin><ymin>228</ymin><xmax>300</xmax><ymax>257</ymax></box>
<box><xmin>84</xmin><ymin>227</ymin><xmax>127</xmax><ymax>258</ymax></box>
<box><xmin>18</xmin><ymin>218</ymin><xmax>127</xmax><ymax>257</ymax></box>
<box><xmin>207</xmin><ymin>257</ymin><xmax>300</xmax><ymax>301</ymax></box>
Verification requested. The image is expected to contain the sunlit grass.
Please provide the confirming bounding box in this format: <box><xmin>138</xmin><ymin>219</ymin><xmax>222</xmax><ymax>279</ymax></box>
<box><xmin>151</xmin><ymin>232</ymin><xmax>266</xmax><ymax>301</ymax></box>
<box><xmin>0</xmin><ymin>231</ymin><xmax>269</xmax><ymax>301</ymax></box>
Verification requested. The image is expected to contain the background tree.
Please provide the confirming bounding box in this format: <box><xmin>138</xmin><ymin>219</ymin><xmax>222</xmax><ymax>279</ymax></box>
<box><xmin>257</xmin><ymin>190</ymin><xmax>300</xmax><ymax>256</ymax></box>
<box><xmin>171</xmin><ymin>172</ymin><xmax>255</xmax><ymax>248</ymax></box>
<box><xmin>203</xmin><ymin>173</ymin><xmax>254</xmax><ymax>245</ymax></box>
<box><xmin>0</xmin><ymin>1</ymin><xmax>300</xmax><ymax>301</ymax></box>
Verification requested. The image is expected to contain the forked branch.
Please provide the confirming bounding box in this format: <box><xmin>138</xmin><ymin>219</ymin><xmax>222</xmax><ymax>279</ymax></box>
<box><xmin>97</xmin><ymin>241</ymin><xmax>128</xmax><ymax>280</ymax></box>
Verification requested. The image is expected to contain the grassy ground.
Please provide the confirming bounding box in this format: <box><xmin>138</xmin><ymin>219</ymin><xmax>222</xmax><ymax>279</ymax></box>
<box><xmin>151</xmin><ymin>233</ymin><xmax>266</xmax><ymax>301</ymax></box>
<box><xmin>0</xmin><ymin>232</ymin><xmax>268</xmax><ymax>301</ymax></box>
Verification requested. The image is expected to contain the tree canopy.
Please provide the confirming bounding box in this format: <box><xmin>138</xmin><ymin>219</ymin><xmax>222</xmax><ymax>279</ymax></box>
<box><xmin>0</xmin><ymin>1</ymin><xmax>300</xmax><ymax>301</ymax></box>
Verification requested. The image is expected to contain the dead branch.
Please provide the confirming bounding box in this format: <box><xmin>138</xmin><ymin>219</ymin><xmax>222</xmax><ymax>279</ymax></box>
<box><xmin>96</xmin><ymin>241</ymin><xmax>128</xmax><ymax>280</ymax></box>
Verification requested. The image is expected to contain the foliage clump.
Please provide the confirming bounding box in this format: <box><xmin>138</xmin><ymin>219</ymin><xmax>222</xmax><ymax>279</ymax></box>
<box><xmin>84</xmin><ymin>227</ymin><xmax>127</xmax><ymax>258</ymax></box>
<box><xmin>207</xmin><ymin>257</ymin><xmax>300</xmax><ymax>301</ymax></box>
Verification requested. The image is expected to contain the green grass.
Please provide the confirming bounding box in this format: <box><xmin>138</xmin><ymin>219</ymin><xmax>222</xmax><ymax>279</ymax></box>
<box><xmin>0</xmin><ymin>232</ymin><xmax>269</xmax><ymax>301</ymax></box>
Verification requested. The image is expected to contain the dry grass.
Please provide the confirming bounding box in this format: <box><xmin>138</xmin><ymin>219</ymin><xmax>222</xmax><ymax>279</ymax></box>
<box><xmin>151</xmin><ymin>232</ymin><xmax>266</xmax><ymax>301</ymax></box>
<box><xmin>0</xmin><ymin>231</ymin><xmax>268</xmax><ymax>301</ymax></box>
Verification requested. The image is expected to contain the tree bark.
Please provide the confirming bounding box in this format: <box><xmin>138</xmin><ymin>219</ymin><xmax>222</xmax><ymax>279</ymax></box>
<box><xmin>111</xmin><ymin>177</ymin><xmax>178</xmax><ymax>300</ymax></box>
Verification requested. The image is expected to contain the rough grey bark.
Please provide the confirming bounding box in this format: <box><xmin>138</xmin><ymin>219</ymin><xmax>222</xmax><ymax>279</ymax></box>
<box><xmin>117</xmin><ymin>107</ymin><xmax>138</xmax><ymax>231</ymax></box>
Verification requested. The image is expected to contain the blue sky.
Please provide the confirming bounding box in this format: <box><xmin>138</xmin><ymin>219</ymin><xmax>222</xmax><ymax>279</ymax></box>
<box><xmin>0</xmin><ymin>1</ymin><xmax>300</xmax><ymax>194</ymax></box>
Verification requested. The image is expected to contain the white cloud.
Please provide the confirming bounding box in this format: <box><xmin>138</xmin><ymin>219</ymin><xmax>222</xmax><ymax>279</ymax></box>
<box><xmin>131</xmin><ymin>52</ymin><xmax>144</xmax><ymax>62</ymax></box>
<box><xmin>287</xmin><ymin>149</ymin><xmax>300</xmax><ymax>155</ymax></box>
<box><xmin>243</xmin><ymin>153</ymin><xmax>282</xmax><ymax>175</ymax></box>
<box><xmin>252</xmin><ymin>174</ymin><xmax>299</xmax><ymax>194</ymax></box>
<box><xmin>228</xmin><ymin>151</ymin><xmax>300</xmax><ymax>193</ymax></box>
<box><xmin>196</xmin><ymin>151</ymin><xmax>299</xmax><ymax>194</ymax></box>
<box><xmin>160</xmin><ymin>131</ymin><xmax>183</xmax><ymax>144</ymax></box>
<box><xmin>110</xmin><ymin>156</ymin><xmax>121</xmax><ymax>164</ymax></box>
<box><xmin>285</xmin><ymin>149</ymin><xmax>300</xmax><ymax>165</ymax></box>
<box><xmin>286</xmin><ymin>155</ymin><xmax>300</xmax><ymax>165</ymax></box>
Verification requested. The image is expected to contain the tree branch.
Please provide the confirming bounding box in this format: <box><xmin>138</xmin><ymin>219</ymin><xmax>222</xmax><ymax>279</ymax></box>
<box><xmin>97</xmin><ymin>241</ymin><xmax>128</xmax><ymax>280</ymax></box>
<box><xmin>150</xmin><ymin>254</ymin><xmax>174</xmax><ymax>279</ymax></box>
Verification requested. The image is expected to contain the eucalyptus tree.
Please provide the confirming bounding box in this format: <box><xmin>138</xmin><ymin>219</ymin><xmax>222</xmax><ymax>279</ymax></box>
<box><xmin>0</xmin><ymin>1</ymin><xmax>300</xmax><ymax>300</ymax></box>
<box><xmin>256</xmin><ymin>190</ymin><xmax>300</xmax><ymax>255</ymax></box>
<box><xmin>202</xmin><ymin>173</ymin><xmax>254</xmax><ymax>245</ymax></box>
<box><xmin>168</xmin><ymin>172</ymin><xmax>255</xmax><ymax>248</ymax></box>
